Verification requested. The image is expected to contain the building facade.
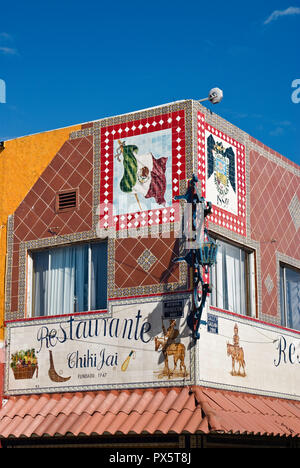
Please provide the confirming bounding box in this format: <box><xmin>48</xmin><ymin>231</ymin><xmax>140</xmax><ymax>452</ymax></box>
<box><xmin>0</xmin><ymin>123</ymin><xmax>81</xmax><ymax>415</ymax></box>
<box><xmin>0</xmin><ymin>100</ymin><xmax>299</xmax><ymax>448</ymax></box>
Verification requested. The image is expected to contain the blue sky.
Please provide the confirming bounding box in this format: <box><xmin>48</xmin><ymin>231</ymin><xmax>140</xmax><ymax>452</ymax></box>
<box><xmin>0</xmin><ymin>0</ymin><xmax>299</xmax><ymax>165</ymax></box>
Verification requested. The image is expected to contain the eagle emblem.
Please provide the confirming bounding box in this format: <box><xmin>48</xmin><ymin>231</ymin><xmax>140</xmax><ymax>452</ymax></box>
<box><xmin>207</xmin><ymin>134</ymin><xmax>236</xmax><ymax>197</ymax></box>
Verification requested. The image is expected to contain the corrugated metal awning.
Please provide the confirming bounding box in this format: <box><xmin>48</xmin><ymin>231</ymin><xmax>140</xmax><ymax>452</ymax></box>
<box><xmin>0</xmin><ymin>386</ymin><xmax>299</xmax><ymax>439</ymax></box>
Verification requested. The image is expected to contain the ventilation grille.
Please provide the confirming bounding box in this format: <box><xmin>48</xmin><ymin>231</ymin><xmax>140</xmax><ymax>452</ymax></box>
<box><xmin>56</xmin><ymin>190</ymin><xmax>78</xmax><ymax>212</ymax></box>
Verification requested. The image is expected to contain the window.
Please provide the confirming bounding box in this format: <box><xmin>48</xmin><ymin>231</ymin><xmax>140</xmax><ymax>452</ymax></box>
<box><xmin>210</xmin><ymin>238</ymin><xmax>255</xmax><ymax>317</ymax></box>
<box><xmin>31</xmin><ymin>242</ymin><xmax>107</xmax><ymax>317</ymax></box>
<box><xmin>280</xmin><ymin>265</ymin><xmax>300</xmax><ymax>331</ymax></box>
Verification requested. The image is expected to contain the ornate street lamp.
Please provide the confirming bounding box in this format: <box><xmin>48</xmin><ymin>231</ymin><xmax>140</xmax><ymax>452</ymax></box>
<box><xmin>199</xmin><ymin>229</ymin><xmax>218</xmax><ymax>268</ymax></box>
<box><xmin>174</xmin><ymin>175</ymin><xmax>218</xmax><ymax>340</ymax></box>
<box><xmin>172</xmin><ymin>87</ymin><xmax>223</xmax><ymax>339</ymax></box>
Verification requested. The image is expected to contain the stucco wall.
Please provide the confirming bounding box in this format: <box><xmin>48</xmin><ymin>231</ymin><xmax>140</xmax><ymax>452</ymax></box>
<box><xmin>0</xmin><ymin>125</ymin><xmax>81</xmax><ymax>341</ymax></box>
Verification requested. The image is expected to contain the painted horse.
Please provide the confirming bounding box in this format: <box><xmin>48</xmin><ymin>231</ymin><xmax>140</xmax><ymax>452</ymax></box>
<box><xmin>227</xmin><ymin>343</ymin><xmax>246</xmax><ymax>376</ymax></box>
<box><xmin>155</xmin><ymin>336</ymin><xmax>186</xmax><ymax>379</ymax></box>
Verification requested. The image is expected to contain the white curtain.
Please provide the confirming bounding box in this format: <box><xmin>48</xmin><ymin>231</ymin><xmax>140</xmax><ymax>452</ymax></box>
<box><xmin>33</xmin><ymin>243</ymin><xmax>107</xmax><ymax>316</ymax></box>
<box><xmin>211</xmin><ymin>240</ymin><xmax>246</xmax><ymax>315</ymax></box>
<box><xmin>34</xmin><ymin>245</ymin><xmax>88</xmax><ymax>316</ymax></box>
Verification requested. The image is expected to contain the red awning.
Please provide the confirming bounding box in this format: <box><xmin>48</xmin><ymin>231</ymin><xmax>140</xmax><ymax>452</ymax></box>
<box><xmin>0</xmin><ymin>386</ymin><xmax>299</xmax><ymax>439</ymax></box>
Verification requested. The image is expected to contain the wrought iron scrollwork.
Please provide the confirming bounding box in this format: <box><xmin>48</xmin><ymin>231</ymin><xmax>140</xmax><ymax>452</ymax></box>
<box><xmin>174</xmin><ymin>175</ymin><xmax>217</xmax><ymax>340</ymax></box>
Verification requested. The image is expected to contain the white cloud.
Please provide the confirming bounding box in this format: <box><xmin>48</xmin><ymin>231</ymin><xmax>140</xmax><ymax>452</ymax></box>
<box><xmin>0</xmin><ymin>33</ymin><xmax>18</xmax><ymax>55</ymax></box>
<box><xmin>269</xmin><ymin>126</ymin><xmax>284</xmax><ymax>137</ymax></box>
<box><xmin>0</xmin><ymin>32</ymin><xmax>13</xmax><ymax>41</ymax></box>
<box><xmin>269</xmin><ymin>120</ymin><xmax>294</xmax><ymax>137</ymax></box>
<box><xmin>0</xmin><ymin>46</ymin><xmax>18</xmax><ymax>55</ymax></box>
<box><xmin>264</xmin><ymin>6</ymin><xmax>300</xmax><ymax>24</ymax></box>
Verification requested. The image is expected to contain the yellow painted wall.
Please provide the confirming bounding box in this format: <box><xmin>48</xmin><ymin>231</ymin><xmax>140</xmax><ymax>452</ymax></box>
<box><xmin>0</xmin><ymin>124</ymin><xmax>81</xmax><ymax>340</ymax></box>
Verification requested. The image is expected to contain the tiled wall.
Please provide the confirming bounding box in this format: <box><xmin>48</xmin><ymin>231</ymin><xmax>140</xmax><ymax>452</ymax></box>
<box><xmin>5</xmin><ymin>102</ymin><xmax>192</xmax><ymax>321</ymax></box>
<box><xmin>113</xmin><ymin>233</ymin><xmax>187</xmax><ymax>298</ymax></box>
<box><xmin>249</xmin><ymin>145</ymin><xmax>300</xmax><ymax>322</ymax></box>
<box><xmin>6</xmin><ymin>134</ymin><xmax>94</xmax><ymax>319</ymax></box>
<box><xmin>193</xmin><ymin>101</ymin><xmax>300</xmax><ymax>325</ymax></box>
<box><xmin>0</xmin><ymin>124</ymin><xmax>81</xmax><ymax>341</ymax></box>
<box><xmin>4</xmin><ymin>100</ymin><xmax>300</xmax><ymax>328</ymax></box>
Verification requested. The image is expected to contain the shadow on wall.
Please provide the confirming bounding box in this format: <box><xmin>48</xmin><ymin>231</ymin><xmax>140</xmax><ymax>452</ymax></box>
<box><xmin>145</xmin><ymin>297</ymin><xmax>195</xmax><ymax>368</ymax></box>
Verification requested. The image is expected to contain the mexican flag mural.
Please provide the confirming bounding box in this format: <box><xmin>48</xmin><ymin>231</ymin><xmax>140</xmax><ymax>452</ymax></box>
<box><xmin>114</xmin><ymin>130</ymin><xmax>171</xmax><ymax>214</ymax></box>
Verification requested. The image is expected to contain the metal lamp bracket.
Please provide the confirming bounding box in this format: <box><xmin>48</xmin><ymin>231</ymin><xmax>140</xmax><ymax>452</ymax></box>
<box><xmin>174</xmin><ymin>174</ymin><xmax>217</xmax><ymax>340</ymax></box>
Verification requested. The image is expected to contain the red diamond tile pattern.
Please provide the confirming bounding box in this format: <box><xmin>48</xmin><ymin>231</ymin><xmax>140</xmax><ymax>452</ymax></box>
<box><xmin>250</xmin><ymin>150</ymin><xmax>300</xmax><ymax>318</ymax></box>
<box><xmin>10</xmin><ymin>135</ymin><xmax>94</xmax><ymax>312</ymax></box>
<box><xmin>14</xmin><ymin>135</ymin><xmax>93</xmax><ymax>241</ymax></box>
<box><xmin>114</xmin><ymin>234</ymin><xmax>180</xmax><ymax>289</ymax></box>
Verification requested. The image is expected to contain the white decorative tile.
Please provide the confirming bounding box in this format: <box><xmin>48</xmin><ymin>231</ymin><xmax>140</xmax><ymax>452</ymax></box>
<box><xmin>264</xmin><ymin>274</ymin><xmax>274</xmax><ymax>295</ymax></box>
<box><xmin>288</xmin><ymin>193</ymin><xmax>300</xmax><ymax>231</ymax></box>
<box><xmin>137</xmin><ymin>249</ymin><xmax>157</xmax><ymax>272</ymax></box>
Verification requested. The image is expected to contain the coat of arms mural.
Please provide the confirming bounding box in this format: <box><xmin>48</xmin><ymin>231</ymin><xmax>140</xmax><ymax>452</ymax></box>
<box><xmin>206</xmin><ymin>132</ymin><xmax>237</xmax><ymax>215</ymax></box>
<box><xmin>197</xmin><ymin>112</ymin><xmax>246</xmax><ymax>236</ymax></box>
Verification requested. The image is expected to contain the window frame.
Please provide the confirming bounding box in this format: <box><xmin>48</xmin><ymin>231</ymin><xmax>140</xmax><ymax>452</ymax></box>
<box><xmin>209</xmin><ymin>235</ymin><xmax>257</xmax><ymax>318</ymax></box>
<box><xmin>27</xmin><ymin>240</ymin><xmax>108</xmax><ymax>318</ymax></box>
<box><xmin>280</xmin><ymin>263</ymin><xmax>300</xmax><ymax>331</ymax></box>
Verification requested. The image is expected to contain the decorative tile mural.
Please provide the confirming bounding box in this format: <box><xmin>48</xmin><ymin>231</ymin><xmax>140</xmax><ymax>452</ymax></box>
<box><xmin>113</xmin><ymin>129</ymin><xmax>172</xmax><ymax>215</ymax></box>
<box><xmin>99</xmin><ymin>110</ymin><xmax>186</xmax><ymax>232</ymax></box>
<box><xmin>197</xmin><ymin>112</ymin><xmax>246</xmax><ymax>236</ymax></box>
<box><xmin>137</xmin><ymin>249</ymin><xmax>158</xmax><ymax>273</ymax></box>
